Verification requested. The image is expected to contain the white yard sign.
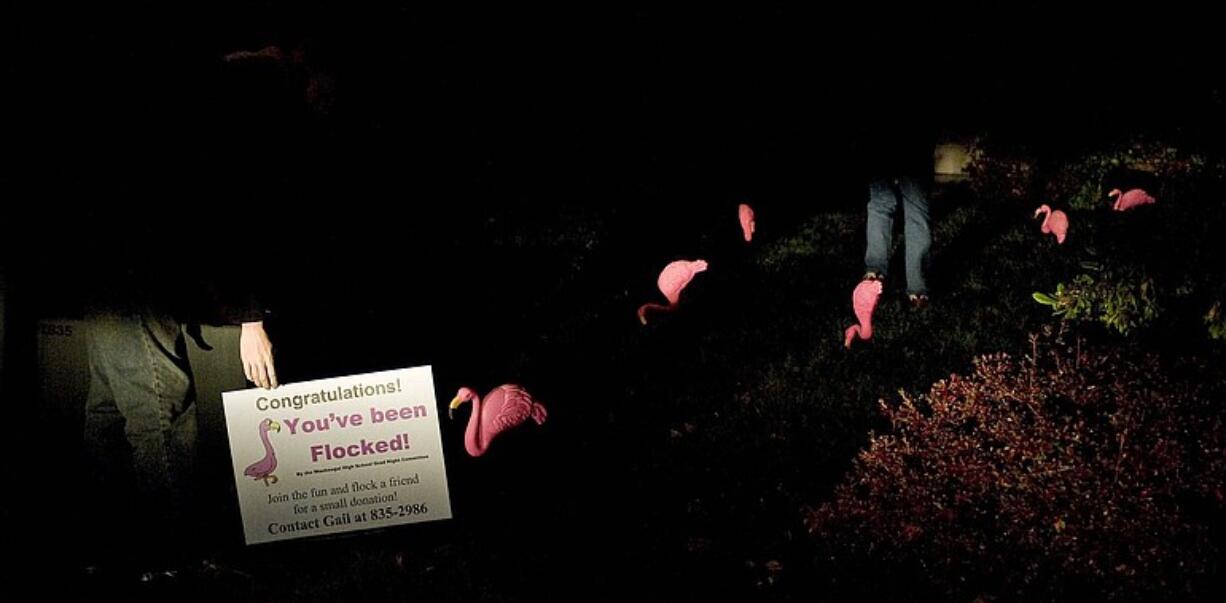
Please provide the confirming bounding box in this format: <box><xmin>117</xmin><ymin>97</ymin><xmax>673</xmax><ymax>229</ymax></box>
<box><xmin>223</xmin><ymin>366</ymin><xmax>452</xmax><ymax>545</ymax></box>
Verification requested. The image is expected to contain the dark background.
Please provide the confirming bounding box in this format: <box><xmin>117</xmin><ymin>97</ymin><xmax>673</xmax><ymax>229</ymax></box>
<box><xmin>4</xmin><ymin>1</ymin><xmax>1226</xmax><ymax>599</ymax></box>
<box><xmin>9</xmin><ymin>2</ymin><xmax>1224</xmax><ymax>331</ymax></box>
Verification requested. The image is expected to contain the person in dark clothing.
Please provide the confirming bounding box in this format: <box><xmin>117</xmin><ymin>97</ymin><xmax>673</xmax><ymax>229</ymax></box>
<box><xmin>80</xmin><ymin>269</ymin><xmax>277</xmax><ymax>580</ymax></box>
<box><xmin>853</xmin><ymin>49</ymin><xmax>937</xmax><ymax>307</ymax></box>
<box><xmin>67</xmin><ymin>28</ymin><xmax>301</xmax><ymax>580</ymax></box>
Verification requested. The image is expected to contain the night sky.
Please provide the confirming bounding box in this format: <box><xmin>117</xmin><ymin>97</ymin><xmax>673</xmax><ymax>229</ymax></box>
<box><xmin>10</xmin><ymin>3</ymin><xmax>1224</xmax><ymax>315</ymax></box>
<box><xmin>10</xmin><ymin>4</ymin><xmax>1224</xmax><ymax>207</ymax></box>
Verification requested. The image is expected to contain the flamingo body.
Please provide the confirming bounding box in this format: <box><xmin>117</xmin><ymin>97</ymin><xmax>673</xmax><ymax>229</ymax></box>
<box><xmin>738</xmin><ymin>204</ymin><xmax>756</xmax><ymax>242</ymax></box>
<box><xmin>244</xmin><ymin>418</ymin><xmax>280</xmax><ymax>485</ymax></box>
<box><xmin>1108</xmin><ymin>187</ymin><xmax>1156</xmax><ymax>212</ymax></box>
<box><xmin>450</xmin><ymin>385</ymin><xmax>548</xmax><ymax>457</ymax></box>
<box><xmin>638</xmin><ymin>259</ymin><xmax>709</xmax><ymax>324</ymax></box>
<box><xmin>1035</xmin><ymin>204</ymin><xmax>1069</xmax><ymax>244</ymax></box>
<box><xmin>223</xmin><ymin>45</ymin><xmax>285</xmax><ymax>63</ymax></box>
<box><xmin>844</xmin><ymin>279</ymin><xmax>883</xmax><ymax>348</ymax></box>
<box><xmin>222</xmin><ymin>43</ymin><xmax>334</xmax><ymax>117</ymax></box>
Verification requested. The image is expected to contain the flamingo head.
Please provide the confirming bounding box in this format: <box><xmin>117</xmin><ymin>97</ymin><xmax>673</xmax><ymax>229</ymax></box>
<box><xmin>844</xmin><ymin>325</ymin><xmax>860</xmax><ymax>349</ymax></box>
<box><xmin>449</xmin><ymin>387</ymin><xmax>478</xmax><ymax>419</ymax></box>
<box><xmin>260</xmin><ymin>418</ymin><xmax>282</xmax><ymax>433</ymax></box>
<box><xmin>1033</xmin><ymin>204</ymin><xmax>1052</xmax><ymax>219</ymax></box>
<box><xmin>1107</xmin><ymin>188</ymin><xmax>1122</xmax><ymax>199</ymax></box>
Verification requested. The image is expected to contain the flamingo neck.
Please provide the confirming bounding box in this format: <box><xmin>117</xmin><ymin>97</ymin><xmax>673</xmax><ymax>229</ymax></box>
<box><xmin>844</xmin><ymin>323</ymin><xmax>871</xmax><ymax>347</ymax></box>
<box><xmin>464</xmin><ymin>392</ymin><xmax>486</xmax><ymax>455</ymax></box>
<box><xmin>638</xmin><ymin>302</ymin><xmax>675</xmax><ymax>324</ymax></box>
<box><xmin>844</xmin><ymin>324</ymin><xmax>859</xmax><ymax>347</ymax></box>
<box><xmin>1039</xmin><ymin>207</ymin><xmax>1052</xmax><ymax>229</ymax></box>
<box><xmin>259</xmin><ymin>425</ymin><xmax>275</xmax><ymax>456</ymax></box>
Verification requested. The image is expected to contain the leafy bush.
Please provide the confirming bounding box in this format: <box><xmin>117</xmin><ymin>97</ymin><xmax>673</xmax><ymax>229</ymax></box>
<box><xmin>1024</xmin><ymin>136</ymin><xmax>1226</xmax><ymax>341</ymax></box>
<box><xmin>968</xmin><ymin>135</ymin><xmax>1222</xmax><ymax>212</ymax></box>
<box><xmin>965</xmin><ymin>137</ymin><xmax>1038</xmax><ymax>203</ymax></box>
<box><xmin>807</xmin><ymin>331</ymin><xmax>1225</xmax><ymax>601</ymax></box>
<box><xmin>1207</xmin><ymin>301</ymin><xmax>1226</xmax><ymax>341</ymax></box>
<box><xmin>1043</xmin><ymin>139</ymin><xmax>1215</xmax><ymax>211</ymax></box>
<box><xmin>1032</xmin><ymin>265</ymin><xmax>1161</xmax><ymax>336</ymax></box>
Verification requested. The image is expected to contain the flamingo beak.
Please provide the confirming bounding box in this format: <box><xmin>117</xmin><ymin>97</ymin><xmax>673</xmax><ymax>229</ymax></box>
<box><xmin>448</xmin><ymin>396</ymin><xmax>465</xmax><ymax>420</ymax></box>
<box><xmin>269</xmin><ymin>420</ymin><xmax>282</xmax><ymax>432</ymax></box>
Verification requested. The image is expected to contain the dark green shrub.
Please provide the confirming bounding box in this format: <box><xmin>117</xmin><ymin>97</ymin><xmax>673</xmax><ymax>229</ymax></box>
<box><xmin>1043</xmin><ymin>139</ymin><xmax>1215</xmax><ymax>211</ymax></box>
<box><xmin>1033</xmin><ymin>266</ymin><xmax>1161</xmax><ymax>336</ymax></box>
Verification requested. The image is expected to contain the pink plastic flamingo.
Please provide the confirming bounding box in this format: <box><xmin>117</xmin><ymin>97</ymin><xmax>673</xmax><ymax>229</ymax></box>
<box><xmin>449</xmin><ymin>385</ymin><xmax>548</xmax><ymax>457</ymax></box>
<box><xmin>244</xmin><ymin>418</ymin><xmax>281</xmax><ymax>486</ymax></box>
<box><xmin>1034</xmin><ymin>204</ymin><xmax>1069</xmax><ymax>244</ymax></box>
<box><xmin>1108</xmin><ymin>188</ymin><xmax>1156</xmax><ymax>212</ymax></box>
<box><xmin>738</xmin><ymin>203</ymin><xmax>756</xmax><ymax>242</ymax></box>
<box><xmin>637</xmin><ymin>259</ymin><xmax>709</xmax><ymax>325</ymax></box>
<box><xmin>222</xmin><ymin>45</ymin><xmax>286</xmax><ymax>63</ymax></box>
<box><xmin>844</xmin><ymin>279</ymin><xmax>883</xmax><ymax>348</ymax></box>
<box><xmin>222</xmin><ymin>43</ymin><xmax>335</xmax><ymax>117</ymax></box>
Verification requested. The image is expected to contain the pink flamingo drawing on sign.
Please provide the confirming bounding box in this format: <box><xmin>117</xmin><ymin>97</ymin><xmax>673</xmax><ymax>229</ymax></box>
<box><xmin>449</xmin><ymin>385</ymin><xmax>548</xmax><ymax>457</ymax></box>
<box><xmin>738</xmin><ymin>203</ymin><xmax>756</xmax><ymax>242</ymax></box>
<box><xmin>244</xmin><ymin>418</ymin><xmax>281</xmax><ymax>486</ymax></box>
<box><xmin>844</xmin><ymin>279</ymin><xmax>883</xmax><ymax>348</ymax></box>
<box><xmin>1034</xmin><ymin>204</ymin><xmax>1069</xmax><ymax>244</ymax></box>
<box><xmin>637</xmin><ymin>259</ymin><xmax>709</xmax><ymax>325</ymax></box>
<box><xmin>1108</xmin><ymin>188</ymin><xmax>1156</xmax><ymax>212</ymax></box>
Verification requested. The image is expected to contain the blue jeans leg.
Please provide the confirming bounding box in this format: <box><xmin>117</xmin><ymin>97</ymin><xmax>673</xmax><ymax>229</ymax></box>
<box><xmin>865</xmin><ymin>178</ymin><xmax>896</xmax><ymax>278</ymax></box>
<box><xmin>898</xmin><ymin>176</ymin><xmax>931</xmax><ymax>296</ymax></box>
<box><xmin>84</xmin><ymin>309</ymin><xmax>196</xmax><ymax>562</ymax></box>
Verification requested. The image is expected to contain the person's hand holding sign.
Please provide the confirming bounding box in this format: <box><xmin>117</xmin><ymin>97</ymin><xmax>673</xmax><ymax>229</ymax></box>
<box><xmin>241</xmin><ymin>321</ymin><xmax>278</xmax><ymax>389</ymax></box>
